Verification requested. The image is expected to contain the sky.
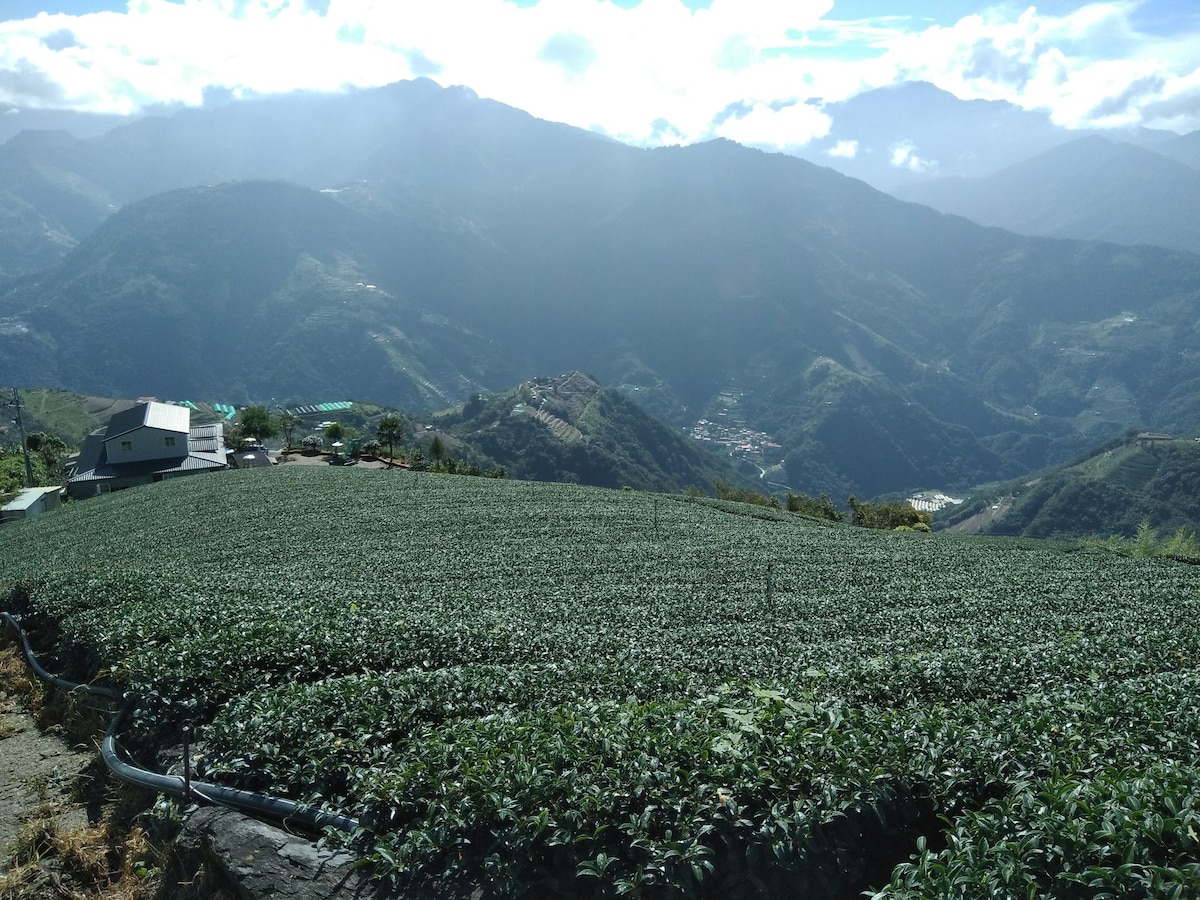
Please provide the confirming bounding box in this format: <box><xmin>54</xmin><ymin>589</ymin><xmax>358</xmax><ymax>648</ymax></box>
<box><xmin>1</xmin><ymin>0</ymin><xmax>1198</xmax><ymax>153</ymax></box>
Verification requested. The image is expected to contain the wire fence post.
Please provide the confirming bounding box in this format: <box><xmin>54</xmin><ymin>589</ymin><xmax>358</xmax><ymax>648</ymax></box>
<box><xmin>182</xmin><ymin>724</ymin><xmax>193</xmax><ymax>800</ymax></box>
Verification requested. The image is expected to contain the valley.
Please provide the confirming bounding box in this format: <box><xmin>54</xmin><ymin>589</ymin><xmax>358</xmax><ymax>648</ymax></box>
<box><xmin>0</xmin><ymin>77</ymin><xmax>1198</xmax><ymax>527</ymax></box>
<box><xmin>3</xmin><ymin>59</ymin><xmax>1200</xmax><ymax>898</ymax></box>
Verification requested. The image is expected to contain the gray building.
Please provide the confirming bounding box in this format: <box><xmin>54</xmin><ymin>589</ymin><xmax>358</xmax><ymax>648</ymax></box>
<box><xmin>68</xmin><ymin>401</ymin><xmax>228</xmax><ymax>498</ymax></box>
<box><xmin>1</xmin><ymin>486</ymin><xmax>64</xmax><ymax>523</ymax></box>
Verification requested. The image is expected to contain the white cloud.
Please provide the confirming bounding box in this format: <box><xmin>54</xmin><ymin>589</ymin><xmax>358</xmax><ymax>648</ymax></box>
<box><xmin>714</xmin><ymin>99</ymin><xmax>831</xmax><ymax>150</ymax></box>
<box><xmin>890</xmin><ymin>141</ymin><xmax>937</xmax><ymax>174</ymax></box>
<box><xmin>884</xmin><ymin>2</ymin><xmax>1200</xmax><ymax>131</ymax></box>
<box><xmin>826</xmin><ymin>138</ymin><xmax>858</xmax><ymax>158</ymax></box>
<box><xmin>0</xmin><ymin>0</ymin><xmax>1197</xmax><ymax>138</ymax></box>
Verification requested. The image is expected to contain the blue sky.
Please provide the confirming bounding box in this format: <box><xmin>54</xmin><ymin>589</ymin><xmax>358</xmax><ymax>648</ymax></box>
<box><xmin>1</xmin><ymin>0</ymin><xmax>1198</xmax><ymax>148</ymax></box>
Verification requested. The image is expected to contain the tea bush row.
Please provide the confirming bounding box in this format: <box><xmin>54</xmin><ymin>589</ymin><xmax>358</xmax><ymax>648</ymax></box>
<box><xmin>3</xmin><ymin>468</ymin><xmax>1200</xmax><ymax>895</ymax></box>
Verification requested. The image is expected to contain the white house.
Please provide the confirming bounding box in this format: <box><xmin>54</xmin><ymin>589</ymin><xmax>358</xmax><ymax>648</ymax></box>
<box><xmin>101</xmin><ymin>401</ymin><xmax>190</xmax><ymax>464</ymax></box>
<box><xmin>68</xmin><ymin>401</ymin><xmax>227</xmax><ymax>498</ymax></box>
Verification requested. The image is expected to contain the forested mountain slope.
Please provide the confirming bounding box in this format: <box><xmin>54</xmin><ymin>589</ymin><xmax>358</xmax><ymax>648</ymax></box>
<box><xmin>3</xmin><ymin>80</ymin><xmax>1200</xmax><ymax>497</ymax></box>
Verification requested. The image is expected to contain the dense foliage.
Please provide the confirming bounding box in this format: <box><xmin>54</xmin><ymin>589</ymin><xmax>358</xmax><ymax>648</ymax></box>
<box><xmin>236</xmin><ymin>405</ymin><xmax>278</xmax><ymax>443</ymax></box>
<box><xmin>3</xmin><ymin>469</ymin><xmax>1200</xmax><ymax>896</ymax></box>
<box><xmin>943</xmin><ymin>436</ymin><xmax>1200</xmax><ymax>540</ymax></box>
<box><xmin>0</xmin><ymin>447</ymin><xmax>46</xmax><ymax>495</ymax></box>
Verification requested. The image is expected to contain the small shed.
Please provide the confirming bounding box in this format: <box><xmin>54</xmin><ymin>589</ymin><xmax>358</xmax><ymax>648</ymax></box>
<box><xmin>1</xmin><ymin>486</ymin><xmax>64</xmax><ymax>524</ymax></box>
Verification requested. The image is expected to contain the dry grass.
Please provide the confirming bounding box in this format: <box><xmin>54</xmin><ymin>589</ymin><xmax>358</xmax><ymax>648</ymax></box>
<box><xmin>2</xmin><ymin>807</ymin><xmax>175</xmax><ymax>900</ymax></box>
<box><xmin>0</xmin><ymin>644</ymin><xmax>43</xmax><ymax>708</ymax></box>
<box><xmin>2</xmin><ymin>632</ymin><xmax>111</xmax><ymax>746</ymax></box>
<box><xmin>1</xmin><ymin>637</ymin><xmax>241</xmax><ymax>900</ymax></box>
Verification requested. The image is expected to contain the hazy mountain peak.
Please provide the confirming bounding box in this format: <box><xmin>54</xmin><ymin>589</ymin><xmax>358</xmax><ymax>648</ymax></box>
<box><xmin>801</xmin><ymin>79</ymin><xmax>1171</xmax><ymax>191</ymax></box>
<box><xmin>4</xmin><ymin>128</ymin><xmax>81</xmax><ymax>152</ymax></box>
<box><xmin>897</xmin><ymin>132</ymin><xmax>1200</xmax><ymax>254</ymax></box>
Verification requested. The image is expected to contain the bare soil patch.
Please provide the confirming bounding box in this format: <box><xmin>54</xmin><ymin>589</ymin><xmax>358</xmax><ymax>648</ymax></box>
<box><xmin>274</xmin><ymin>452</ymin><xmax>394</xmax><ymax>470</ymax></box>
<box><xmin>0</xmin><ymin>645</ymin><xmax>236</xmax><ymax>899</ymax></box>
<box><xmin>0</xmin><ymin>648</ymin><xmax>98</xmax><ymax>896</ymax></box>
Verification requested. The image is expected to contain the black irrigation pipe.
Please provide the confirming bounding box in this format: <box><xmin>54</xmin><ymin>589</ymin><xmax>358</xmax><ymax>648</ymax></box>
<box><xmin>1</xmin><ymin>611</ymin><xmax>361</xmax><ymax>835</ymax></box>
<box><xmin>1</xmin><ymin>610</ymin><xmax>122</xmax><ymax>702</ymax></box>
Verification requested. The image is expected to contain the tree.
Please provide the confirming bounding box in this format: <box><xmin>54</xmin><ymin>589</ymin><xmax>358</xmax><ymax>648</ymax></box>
<box><xmin>785</xmin><ymin>491</ymin><xmax>843</xmax><ymax>522</ymax></box>
<box><xmin>225</xmin><ymin>424</ymin><xmax>247</xmax><ymax>451</ymax></box>
<box><xmin>1</xmin><ymin>453</ymin><xmax>48</xmax><ymax>493</ymax></box>
<box><xmin>847</xmin><ymin>495</ymin><xmax>932</xmax><ymax>531</ymax></box>
<box><xmin>25</xmin><ymin>432</ymin><xmax>68</xmax><ymax>478</ymax></box>
<box><xmin>463</xmin><ymin>393</ymin><xmax>485</xmax><ymax>419</ymax></box>
<box><xmin>238</xmin><ymin>406</ymin><xmax>277</xmax><ymax>444</ymax></box>
<box><xmin>324</xmin><ymin>422</ymin><xmax>346</xmax><ymax>446</ymax></box>
<box><xmin>277</xmin><ymin>411</ymin><xmax>300</xmax><ymax>450</ymax></box>
<box><xmin>714</xmin><ymin>479</ymin><xmax>779</xmax><ymax>508</ymax></box>
<box><xmin>376</xmin><ymin>416</ymin><xmax>403</xmax><ymax>466</ymax></box>
<box><xmin>428</xmin><ymin>435</ymin><xmax>447</xmax><ymax>463</ymax></box>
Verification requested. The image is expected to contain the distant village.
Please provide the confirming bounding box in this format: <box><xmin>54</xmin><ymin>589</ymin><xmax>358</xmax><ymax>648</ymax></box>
<box><xmin>688</xmin><ymin>417</ymin><xmax>782</xmax><ymax>459</ymax></box>
<box><xmin>689</xmin><ymin>388</ymin><xmax>784</xmax><ymax>468</ymax></box>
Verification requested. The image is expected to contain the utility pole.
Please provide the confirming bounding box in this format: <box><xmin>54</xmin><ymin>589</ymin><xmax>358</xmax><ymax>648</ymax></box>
<box><xmin>7</xmin><ymin>389</ymin><xmax>35</xmax><ymax>488</ymax></box>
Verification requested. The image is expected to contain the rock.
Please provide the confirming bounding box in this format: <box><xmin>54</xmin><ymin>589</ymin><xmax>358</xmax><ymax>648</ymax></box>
<box><xmin>178</xmin><ymin>807</ymin><xmax>487</xmax><ymax>899</ymax></box>
<box><xmin>179</xmin><ymin>806</ymin><xmax>384</xmax><ymax>900</ymax></box>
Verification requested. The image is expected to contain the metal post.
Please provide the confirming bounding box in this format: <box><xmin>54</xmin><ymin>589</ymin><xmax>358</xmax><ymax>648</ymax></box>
<box><xmin>182</xmin><ymin>724</ymin><xmax>192</xmax><ymax>800</ymax></box>
<box><xmin>10</xmin><ymin>389</ymin><xmax>35</xmax><ymax>488</ymax></box>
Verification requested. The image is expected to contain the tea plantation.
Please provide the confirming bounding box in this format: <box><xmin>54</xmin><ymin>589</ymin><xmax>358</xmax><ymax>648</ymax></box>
<box><xmin>3</xmin><ymin>467</ymin><xmax>1200</xmax><ymax>897</ymax></box>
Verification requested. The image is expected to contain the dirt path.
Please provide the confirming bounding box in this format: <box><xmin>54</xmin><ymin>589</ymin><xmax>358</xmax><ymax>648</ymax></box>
<box><xmin>0</xmin><ymin>684</ymin><xmax>94</xmax><ymax>880</ymax></box>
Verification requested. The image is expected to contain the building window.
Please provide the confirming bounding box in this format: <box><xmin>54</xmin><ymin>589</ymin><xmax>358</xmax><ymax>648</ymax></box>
<box><xmin>120</xmin><ymin>440</ymin><xmax>133</xmax><ymax>452</ymax></box>
<box><xmin>165</xmin><ymin>435</ymin><xmax>177</xmax><ymax>447</ymax></box>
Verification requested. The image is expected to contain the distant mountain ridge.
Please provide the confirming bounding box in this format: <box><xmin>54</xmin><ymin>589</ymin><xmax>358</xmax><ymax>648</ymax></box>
<box><xmin>895</xmin><ymin>136</ymin><xmax>1200</xmax><ymax>254</ymax></box>
<box><xmin>0</xmin><ymin>79</ymin><xmax>623</xmax><ymax>276</ymax></box>
<box><xmin>801</xmin><ymin>81</ymin><xmax>1177</xmax><ymax>191</ymax></box>
<box><xmin>3</xmin><ymin>79</ymin><xmax>1200</xmax><ymax>500</ymax></box>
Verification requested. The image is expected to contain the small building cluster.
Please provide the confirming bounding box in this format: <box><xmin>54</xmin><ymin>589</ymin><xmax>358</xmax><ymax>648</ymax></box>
<box><xmin>689</xmin><ymin>418</ymin><xmax>781</xmax><ymax>458</ymax></box>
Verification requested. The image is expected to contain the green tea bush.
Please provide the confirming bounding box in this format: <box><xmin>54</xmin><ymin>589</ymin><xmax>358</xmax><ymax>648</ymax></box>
<box><xmin>3</xmin><ymin>469</ymin><xmax>1200</xmax><ymax>896</ymax></box>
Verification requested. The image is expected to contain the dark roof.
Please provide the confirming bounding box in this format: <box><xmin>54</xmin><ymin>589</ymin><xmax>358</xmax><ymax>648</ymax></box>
<box><xmin>72</xmin><ymin>433</ymin><xmax>106</xmax><ymax>480</ymax></box>
<box><xmin>230</xmin><ymin>450</ymin><xmax>275</xmax><ymax>469</ymax></box>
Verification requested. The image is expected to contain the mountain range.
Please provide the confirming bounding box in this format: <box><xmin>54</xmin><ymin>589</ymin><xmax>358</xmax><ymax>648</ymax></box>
<box><xmin>2</xmin><ymin>78</ymin><xmax>1200</xmax><ymax>502</ymax></box>
<box><xmin>896</xmin><ymin>135</ymin><xmax>1200</xmax><ymax>254</ymax></box>
<box><xmin>799</xmin><ymin>81</ymin><xmax>1178</xmax><ymax>190</ymax></box>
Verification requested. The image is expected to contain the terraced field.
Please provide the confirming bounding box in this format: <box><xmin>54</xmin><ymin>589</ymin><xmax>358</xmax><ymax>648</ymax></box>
<box><xmin>2</xmin><ymin>468</ymin><xmax>1200</xmax><ymax>897</ymax></box>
